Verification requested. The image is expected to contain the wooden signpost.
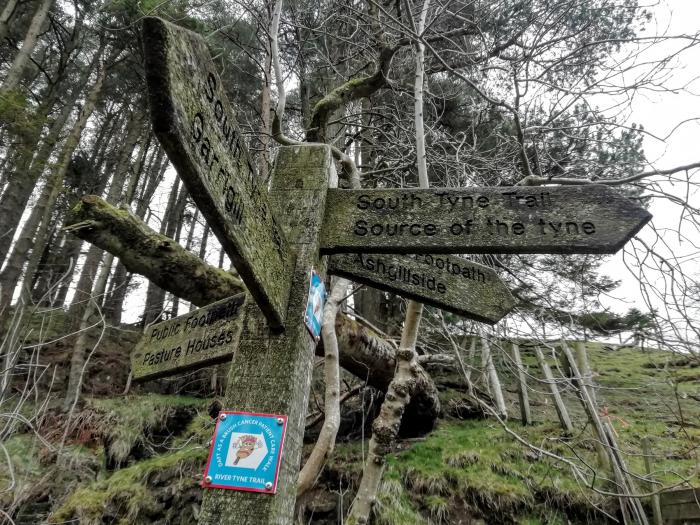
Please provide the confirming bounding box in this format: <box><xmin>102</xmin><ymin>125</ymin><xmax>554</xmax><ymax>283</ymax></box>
<box><xmin>140</xmin><ymin>16</ymin><xmax>653</xmax><ymax>525</ymax></box>
<box><xmin>329</xmin><ymin>253</ymin><xmax>515</xmax><ymax>324</ymax></box>
<box><xmin>321</xmin><ymin>186</ymin><xmax>651</xmax><ymax>255</ymax></box>
<box><xmin>143</xmin><ymin>17</ymin><xmax>291</xmax><ymax>330</ymax></box>
<box><xmin>131</xmin><ymin>294</ymin><xmax>245</xmax><ymax>381</ymax></box>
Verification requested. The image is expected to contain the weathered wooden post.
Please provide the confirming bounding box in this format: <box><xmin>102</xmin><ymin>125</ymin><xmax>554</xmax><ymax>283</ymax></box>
<box><xmin>575</xmin><ymin>340</ymin><xmax>597</xmax><ymax>404</ymax></box>
<box><xmin>642</xmin><ymin>437</ymin><xmax>664</xmax><ymax>525</ymax></box>
<box><xmin>511</xmin><ymin>342</ymin><xmax>531</xmax><ymax>425</ymax></box>
<box><xmin>533</xmin><ymin>345</ymin><xmax>574</xmax><ymax>434</ymax></box>
<box><xmin>481</xmin><ymin>338</ymin><xmax>508</xmax><ymax>418</ymax></box>
<box><xmin>198</xmin><ymin>145</ymin><xmax>333</xmax><ymax>524</ymax></box>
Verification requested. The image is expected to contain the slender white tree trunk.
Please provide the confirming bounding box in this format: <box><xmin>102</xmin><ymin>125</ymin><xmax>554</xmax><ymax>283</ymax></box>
<box><xmin>296</xmin><ymin>277</ymin><xmax>348</xmax><ymax>496</ymax></box>
<box><xmin>347</xmin><ymin>2</ymin><xmax>431</xmax><ymax>522</ymax></box>
<box><xmin>348</xmin><ymin>300</ymin><xmax>424</xmax><ymax>523</ymax></box>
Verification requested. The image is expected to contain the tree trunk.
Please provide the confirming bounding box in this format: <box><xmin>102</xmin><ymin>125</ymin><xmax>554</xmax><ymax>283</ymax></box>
<box><xmin>258</xmin><ymin>29</ymin><xmax>272</xmax><ymax>181</ymax></box>
<box><xmin>142</xmin><ymin>176</ymin><xmax>185</xmax><ymax>324</ymax></box>
<box><xmin>348</xmin><ymin>300</ymin><xmax>426</xmax><ymax>524</ymax></box>
<box><xmin>0</xmin><ymin>0</ymin><xmax>53</xmax><ymax>94</ymax></box>
<box><xmin>296</xmin><ymin>277</ymin><xmax>347</xmax><ymax>496</ymax></box>
<box><xmin>101</xmin><ymin>132</ymin><xmax>152</xmax><ymax>323</ymax></box>
<box><xmin>53</xmin><ymin>113</ymin><xmax>123</xmax><ymax>307</ymax></box>
<box><xmin>102</xmin><ymin>147</ymin><xmax>168</xmax><ymax>322</ymax></box>
<box><xmin>67</xmin><ymin>110</ymin><xmax>142</xmax><ymax>325</ymax></box>
<box><xmin>62</xmin><ymin>252</ymin><xmax>113</xmax><ymax>411</ymax></box>
<box><xmin>0</xmin><ymin>183</ymin><xmax>46</xmax><ymax>310</ymax></box>
<box><xmin>349</xmin><ymin>6</ymin><xmax>432</xmax><ymax>517</ymax></box>
<box><xmin>0</xmin><ymin>42</ymin><xmax>102</xmax><ymax>265</ymax></box>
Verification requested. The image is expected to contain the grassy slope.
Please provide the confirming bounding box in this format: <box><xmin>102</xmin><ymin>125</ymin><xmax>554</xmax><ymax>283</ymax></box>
<box><xmin>2</xmin><ymin>342</ymin><xmax>698</xmax><ymax>524</ymax></box>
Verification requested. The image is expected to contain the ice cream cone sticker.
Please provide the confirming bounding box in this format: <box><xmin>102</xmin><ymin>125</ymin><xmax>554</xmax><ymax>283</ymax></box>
<box><xmin>232</xmin><ymin>434</ymin><xmax>261</xmax><ymax>465</ymax></box>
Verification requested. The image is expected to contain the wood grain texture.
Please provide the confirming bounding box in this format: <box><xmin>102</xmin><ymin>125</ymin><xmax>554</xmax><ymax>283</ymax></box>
<box><xmin>142</xmin><ymin>17</ymin><xmax>291</xmax><ymax>329</ymax></box>
<box><xmin>131</xmin><ymin>294</ymin><xmax>245</xmax><ymax>381</ymax></box>
<box><xmin>329</xmin><ymin>253</ymin><xmax>515</xmax><ymax>324</ymax></box>
<box><xmin>321</xmin><ymin>185</ymin><xmax>651</xmax><ymax>255</ymax></box>
<box><xmin>198</xmin><ymin>145</ymin><xmax>332</xmax><ymax>525</ymax></box>
<box><xmin>660</xmin><ymin>487</ymin><xmax>700</xmax><ymax>506</ymax></box>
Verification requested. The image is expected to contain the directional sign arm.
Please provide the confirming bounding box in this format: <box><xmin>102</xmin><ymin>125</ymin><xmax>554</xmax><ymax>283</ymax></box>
<box><xmin>143</xmin><ymin>17</ymin><xmax>292</xmax><ymax>329</ymax></box>
<box><xmin>321</xmin><ymin>185</ymin><xmax>651</xmax><ymax>255</ymax></box>
<box><xmin>329</xmin><ymin>253</ymin><xmax>515</xmax><ymax>324</ymax></box>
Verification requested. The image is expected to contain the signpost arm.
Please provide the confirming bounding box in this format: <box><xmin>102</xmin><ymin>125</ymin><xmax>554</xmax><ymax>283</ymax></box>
<box><xmin>198</xmin><ymin>145</ymin><xmax>332</xmax><ymax>525</ymax></box>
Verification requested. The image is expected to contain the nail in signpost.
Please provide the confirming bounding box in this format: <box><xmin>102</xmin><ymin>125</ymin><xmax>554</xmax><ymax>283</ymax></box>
<box><xmin>140</xmin><ymin>16</ymin><xmax>653</xmax><ymax>525</ymax></box>
<box><xmin>143</xmin><ymin>17</ymin><xmax>291</xmax><ymax>330</ymax></box>
<box><xmin>321</xmin><ymin>186</ymin><xmax>651</xmax><ymax>255</ymax></box>
<box><xmin>329</xmin><ymin>253</ymin><xmax>515</xmax><ymax>324</ymax></box>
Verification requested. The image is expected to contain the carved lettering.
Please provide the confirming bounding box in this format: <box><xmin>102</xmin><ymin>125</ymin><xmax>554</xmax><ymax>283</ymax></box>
<box><xmin>356</xmin><ymin>255</ymin><xmax>447</xmax><ymax>294</ymax></box>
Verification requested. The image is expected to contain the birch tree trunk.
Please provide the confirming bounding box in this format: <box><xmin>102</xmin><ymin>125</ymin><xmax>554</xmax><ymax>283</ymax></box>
<box><xmin>347</xmin><ymin>2</ymin><xmax>431</xmax><ymax>521</ymax></box>
<box><xmin>296</xmin><ymin>277</ymin><xmax>348</xmax><ymax>496</ymax></box>
<box><xmin>0</xmin><ymin>0</ymin><xmax>53</xmax><ymax>94</ymax></box>
<box><xmin>347</xmin><ymin>300</ymin><xmax>425</xmax><ymax>524</ymax></box>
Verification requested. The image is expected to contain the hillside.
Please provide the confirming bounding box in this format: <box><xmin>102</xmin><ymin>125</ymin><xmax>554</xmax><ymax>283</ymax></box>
<box><xmin>2</xmin><ymin>330</ymin><xmax>698</xmax><ymax>524</ymax></box>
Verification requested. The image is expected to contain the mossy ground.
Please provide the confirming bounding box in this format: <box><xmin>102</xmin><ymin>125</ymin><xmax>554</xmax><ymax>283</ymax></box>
<box><xmin>2</xmin><ymin>342</ymin><xmax>698</xmax><ymax>524</ymax></box>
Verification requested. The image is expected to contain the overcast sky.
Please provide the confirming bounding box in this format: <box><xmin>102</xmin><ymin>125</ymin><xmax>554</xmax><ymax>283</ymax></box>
<box><xmin>598</xmin><ymin>0</ymin><xmax>700</xmax><ymax>321</ymax></box>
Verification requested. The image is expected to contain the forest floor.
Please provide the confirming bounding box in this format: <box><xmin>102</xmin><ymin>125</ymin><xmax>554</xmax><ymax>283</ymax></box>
<box><xmin>1</xmin><ymin>319</ymin><xmax>698</xmax><ymax>524</ymax></box>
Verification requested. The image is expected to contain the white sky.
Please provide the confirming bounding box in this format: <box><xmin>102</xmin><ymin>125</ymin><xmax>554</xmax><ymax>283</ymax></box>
<box><xmin>597</xmin><ymin>0</ymin><xmax>700</xmax><ymax>321</ymax></box>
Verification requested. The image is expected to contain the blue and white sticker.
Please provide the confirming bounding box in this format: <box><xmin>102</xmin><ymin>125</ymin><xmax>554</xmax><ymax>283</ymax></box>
<box><xmin>304</xmin><ymin>270</ymin><xmax>326</xmax><ymax>341</ymax></box>
<box><xmin>202</xmin><ymin>411</ymin><xmax>287</xmax><ymax>493</ymax></box>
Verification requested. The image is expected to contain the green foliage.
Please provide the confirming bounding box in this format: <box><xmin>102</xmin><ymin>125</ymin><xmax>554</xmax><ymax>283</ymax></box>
<box><xmin>51</xmin><ymin>445</ymin><xmax>207</xmax><ymax>525</ymax></box>
<box><xmin>0</xmin><ymin>90</ymin><xmax>43</xmax><ymax>141</ymax></box>
<box><xmin>87</xmin><ymin>394</ymin><xmax>205</xmax><ymax>464</ymax></box>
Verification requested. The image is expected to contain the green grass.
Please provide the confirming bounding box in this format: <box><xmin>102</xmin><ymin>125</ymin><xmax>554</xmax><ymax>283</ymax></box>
<box><xmin>4</xmin><ymin>341</ymin><xmax>699</xmax><ymax>524</ymax></box>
